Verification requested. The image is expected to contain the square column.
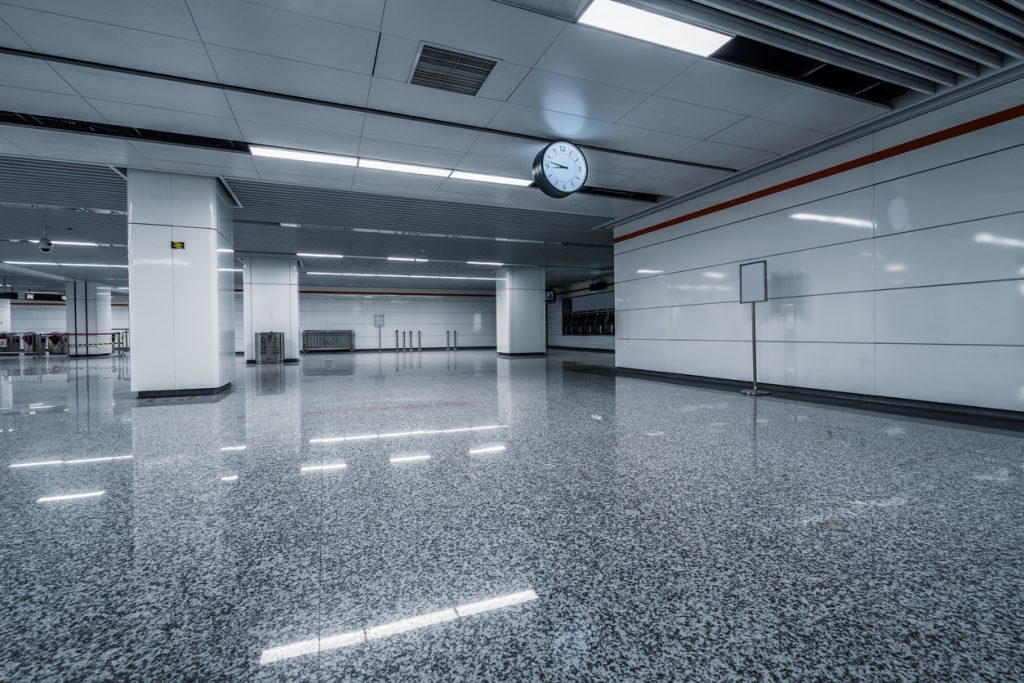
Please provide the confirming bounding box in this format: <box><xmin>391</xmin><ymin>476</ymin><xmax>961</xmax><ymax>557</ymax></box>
<box><xmin>496</xmin><ymin>267</ymin><xmax>546</xmax><ymax>356</ymax></box>
<box><xmin>127</xmin><ymin>170</ymin><xmax>235</xmax><ymax>397</ymax></box>
<box><xmin>65</xmin><ymin>282</ymin><xmax>112</xmax><ymax>356</ymax></box>
<box><xmin>242</xmin><ymin>259</ymin><xmax>300</xmax><ymax>362</ymax></box>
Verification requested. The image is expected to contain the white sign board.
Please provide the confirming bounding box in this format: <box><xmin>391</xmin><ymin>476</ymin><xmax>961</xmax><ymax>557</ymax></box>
<box><xmin>739</xmin><ymin>261</ymin><xmax>767</xmax><ymax>303</ymax></box>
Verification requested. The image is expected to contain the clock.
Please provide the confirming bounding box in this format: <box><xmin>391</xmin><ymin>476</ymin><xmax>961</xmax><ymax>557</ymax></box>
<box><xmin>532</xmin><ymin>141</ymin><xmax>588</xmax><ymax>198</ymax></box>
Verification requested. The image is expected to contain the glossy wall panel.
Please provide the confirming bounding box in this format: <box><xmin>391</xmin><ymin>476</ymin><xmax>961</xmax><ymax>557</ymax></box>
<box><xmin>614</xmin><ymin>74</ymin><xmax>1024</xmax><ymax>412</ymax></box>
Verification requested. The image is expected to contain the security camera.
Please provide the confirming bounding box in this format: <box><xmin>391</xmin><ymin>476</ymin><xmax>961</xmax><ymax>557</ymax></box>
<box><xmin>38</xmin><ymin>238</ymin><xmax>53</xmax><ymax>253</ymax></box>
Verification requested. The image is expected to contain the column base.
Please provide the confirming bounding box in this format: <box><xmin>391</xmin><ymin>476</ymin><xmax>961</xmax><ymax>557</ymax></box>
<box><xmin>137</xmin><ymin>382</ymin><xmax>231</xmax><ymax>399</ymax></box>
<box><xmin>497</xmin><ymin>352</ymin><xmax>546</xmax><ymax>357</ymax></box>
<box><xmin>68</xmin><ymin>353</ymin><xmax>112</xmax><ymax>359</ymax></box>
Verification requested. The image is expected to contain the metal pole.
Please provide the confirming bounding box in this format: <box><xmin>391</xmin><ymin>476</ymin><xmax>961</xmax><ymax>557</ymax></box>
<box><xmin>395</xmin><ymin>329</ymin><xmax>398</xmax><ymax>350</ymax></box>
<box><xmin>741</xmin><ymin>301</ymin><xmax>770</xmax><ymax>396</ymax></box>
<box><xmin>453</xmin><ymin>330</ymin><xmax>457</xmax><ymax>350</ymax></box>
<box><xmin>446</xmin><ymin>330</ymin><xmax>450</xmax><ymax>349</ymax></box>
<box><xmin>418</xmin><ymin>331</ymin><xmax>421</xmax><ymax>350</ymax></box>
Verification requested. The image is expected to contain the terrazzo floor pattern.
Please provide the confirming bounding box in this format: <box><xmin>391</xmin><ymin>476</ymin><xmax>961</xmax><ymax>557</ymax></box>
<box><xmin>1</xmin><ymin>350</ymin><xmax>1022</xmax><ymax>681</ymax></box>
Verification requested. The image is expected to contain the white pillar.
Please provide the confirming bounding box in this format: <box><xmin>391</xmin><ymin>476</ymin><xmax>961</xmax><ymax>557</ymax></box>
<box><xmin>495</xmin><ymin>267</ymin><xmax>546</xmax><ymax>356</ymax></box>
<box><xmin>0</xmin><ymin>299</ymin><xmax>10</xmax><ymax>333</ymax></box>
<box><xmin>127</xmin><ymin>170</ymin><xmax>235</xmax><ymax>397</ymax></box>
<box><xmin>242</xmin><ymin>259</ymin><xmax>300</xmax><ymax>362</ymax></box>
<box><xmin>65</xmin><ymin>282</ymin><xmax>112</xmax><ymax>356</ymax></box>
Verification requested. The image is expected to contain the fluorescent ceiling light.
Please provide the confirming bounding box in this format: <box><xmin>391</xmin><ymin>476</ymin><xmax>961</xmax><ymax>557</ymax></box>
<box><xmin>37</xmin><ymin>491</ymin><xmax>105</xmax><ymax>503</ymax></box>
<box><xmin>221</xmin><ymin>475</ymin><xmax>238</xmax><ymax>482</ymax></box>
<box><xmin>117</xmin><ymin>287</ymin><xmax>129</xmax><ymax>291</ymax></box>
<box><xmin>449</xmin><ymin>171</ymin><xmax>532</xmax><ymax>186</ymax></box>
<box><xmin>300</xmin><ymin>462</ymin><xmax>348</xmax><ymax>472</ymax></box>
<box><xmin>975</xmin><ymin>232</ymin><xmax>1024</xmax><ymax>248</ymax></box>
<box><xmin>280</xmin><ymin>223</ymin><xmax>301</xmax><ymax>228</ymax></box>
<box><xmin>4</xmin><ymin>261</ymin><xmax>126</xmax><ymax>268</ymax></box>
<box><xmin>467</xmin><ymin>261</ymin><xmax>503</xmax><ymax>266</ymax></box>
<box><xmin>636</xmin><ymin>269</ymin><xmax>663</xmax><ymax>274</ymax></box>
<box><xmin>250</xmin><ymin>145</ymin><xmax>357</xmax><ymax>166</ymax></box>
<box><xmin>579</xmin><ymin>0</ymin><xmax>732</xmax><ymax>57</ymax></box>
<box><xmin>219</xmin><ymin>268</ymin><xmax>243</xmax><ymax>273</ymax></box>
<box><xmin>469</xmin><ymin>445</ymin><xmax>506</xmax><ymax>455</ymax></box>
<box><xmin>307</xmin><ymin>272</ymin><xmax>497</xmax><ymax>281</ymax></box>
<box><xmin>387</xmin><ymin>256</ymin><xmax>427</xmax><ymax>262</ymax></box>
<box><xmin>259</xmin><ymin>589</ymin><xmax>537</xmax><ymax>664</ymax></box>
<box><xmin>790</xmin><ymin>213</ymin><xmax>874</xmax><ymax>229</ymax></box>
<box><xmin>359</xmin><ymin>158</ymin><xmax>451</xmax><ymax>177</ymax></box>
<box><xmin>220</xmin><ymin>445</ymin><xmax>246</xmax><ymax>452</ymax></box>
<box><xmin>390</xmin><ymin>454</ymin><xmax>431</xmax><ymax>464</ymax></box>
<box><xmin>217</xmin><ymin>248</ymin><xmax>234</xmax><ymax>254</ymax></box>
<box><xmin>297</xmin><ymin>252</ymin><xmax>343</xmax><ymax>259</ymax></box>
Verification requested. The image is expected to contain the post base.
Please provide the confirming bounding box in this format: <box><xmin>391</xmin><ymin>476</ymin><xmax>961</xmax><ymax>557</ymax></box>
<box><xmin>741</xmin><ymin>388</ymin><xmax>771</xmax><ymax>396</ymax></box>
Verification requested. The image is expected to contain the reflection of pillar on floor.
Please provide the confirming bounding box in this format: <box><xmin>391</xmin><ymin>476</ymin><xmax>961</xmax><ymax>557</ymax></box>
<box><xmin>65</xmin><ymin>282</ymin><xmax>112</xmax><ymax>357</ymax></box>
<box><xmin>126</xmin><ymin>170</ymin><xmax>235</xmax><ymax>397</ymax></box>
<box><xmin>242</xmin><ymin>259</ymin><xmax>299</xmax><ymax>363</ymax></box>
<box><xmin>496</xmin><ymin>267</ymin><xmax>546</xmax><ymax>357</ymax></box>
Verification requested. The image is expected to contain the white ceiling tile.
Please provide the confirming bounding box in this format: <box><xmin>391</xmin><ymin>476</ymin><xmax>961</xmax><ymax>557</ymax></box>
<box><xmin>147</xmin><ymin>158</ymin><xmax>261</xmax><ymax>179</ymax></box>
<box><xmin>573</xmin><ymin>195</ymin><xmax>648</xmax><ymax>219</ymax></box>
<box><xmin>0</xmin><ymin>54</ymin><xmax>76</xmax><ymax>94</ymax></box>
<box><xmin>353</xmin><ymin>166</ymin><xmax>448</xmax><ymax>190</ymax></box>
<box><xmin>709</xmin><ymin>117</ymin><xmax>827</xmax><ymax>154</ymax></box>
<box><xmin>188</xmin><ymin>0</ymin><xmax>379</xmax><ymax>73</ymax></box>
<box><xmin>676</xmin><ymin>139</ymin><xmax>777</xmax><ymax>170</ymax></box>
<box><xmin>52</xmin><ymin>65</ymin><xmax>233</xmax><ymax>117</ymax></box>
<box><xmin>206</xmin><ymin>46</ymin><xmax>371</xmax><ymax>106</ymax></box>
<box><xmin>487</xmin><ymin>103</ymin><xmax>612</xmax><ymax>145</ymax></box>
<box><xmin>754</xmin><ymin>87</ymin><xmax>888</xmax><ymax>134</ymax></box>
<box><xmin>631</xmin><ymin>160</ymin><xmax>730</xmax><ymax>186</ymax></box>
<box><xmin>466</xmin><ymin>133</ymin><xmax>543</xmax><ymax>165</ymax></box>
<box><xmin>453</xmin><ymin>153</ymin><xmax>532</xmax><ymax>178</ymax></box>
<box><xmin>372</xmin><ymin>34</ymin><xmax>419</xmax><ymax>82</ymax></box>
<box><xmin>598</xmin><ymin>124</ymin><xmax>698</xmax><ymax>159</ymax></box>
<box><xmin>1</xmin><ymin>0</ymin><xmax>201</xmax><ymax>39</ymax></box>
<box><xmin>508</xmin><ymin>70</ymin><xmax>647</xmax><ymax>122</ymax></box>
<box><xmin>584</xmin><ymin>170</ymin><xmax>633</xmax><ymax>188</ymax></box>
<box><xmin>361</xmin><ymin>115</ymin><xmax>479</xmax><ymax>152</ymax></box>
<box><xmin>0</xmin><ymin>6</ymin><xmax>218</xmax><ymax>80</ymax></box>
<box><xmin>237</xmin><ymin>120</ymin><xmax>361</xmax><ymax>156</ymax></box>
<box><xmin>254</xmin><ymin>169</ymin><xmax>354</xmax><ymax>191</ymax></box>
<box><xmin>476</xmin><ymin>61</ymin><xmax>531</xmax><ymax>102</ymax></box>
<box><xmin>0</xmin><ymin>126</ymin><xmax>152</xmax><ymax>165</ymax></box>
<box><xmin>226</xmin><ymin>91</ymin><xmax>365</xmax><ymax>134</ymax></box>
<box><xmin>87</xmin><ymin>100</ymin><xmax>242</xmax><ymax>139</ymax></box>
<box><xmin>356</xmin><ymin>138</ymin><xmax>465</xmax><ymax>168</ymax></box>
<box><xmin>130</xmin><ymin>141</ymin><xmax>258</xmax><ymax>172</ymax></box>
<box><xmin>580</xmin><ymin>148</ymin><xmax>654</xmax><ymax>176</ymax></box>
<box><xmin>616</xmin><ymin>177</ymin><xmax>703</xmax><ymax>197</ymax></box>
<box><xmin>535</xmin><ymin>23</ymin><xmax>696</xmax><ymax>94</ymax></box>
<box><xmin>617</xmin><ymin>96</ymin><xmax>743</xmax><ymax>139</ymax></box>
<box><xmin>0</xmin><ymin>14</ymin><xmax>31</xmax><ymax>48</ymax></box>
<box><xmin>238</xmin><ymin>0</ymin><xmax>386</xmax><ymax>31</ymax></box>
<box><xmin>381</xmin><ymin>0</ymin><xmax>564</xmax><ymax>67</ymax></box>
<box><xmin>351</xmin><ymin>178</ymin><xmax>443</xmax><ymax>199</ymax></box>
<box><xmin>367</xmin><ymin>78</ymin><xmax>503</xmax><ymax>127</ymax></box>
<box><xmin>253</xmin><ymin>158</ymin><xmax>356</xmax><ymax>183</ymax></box>
<box><xmin>23</xmin><ymin>148</ymin><xmax>154</xmax><ymax>169</ymax></box>
<box><xmin>0</xmin><ymin>85</ymin><xmax>100</xmax><ymax>120</ymax></box>
<box><xmin>0</xmin><ymin>138</ymin><xmax>26</xmax><ymax>155</ymax></box>
<box><xmin>503</xmin><ymin>189</ymin><xmax>603</xmax><ymax>216</ymax></box>
<box><xmin>656</xmin><ymin>60</ymin><xmax>800</xmax><ymax>115</ymax></box>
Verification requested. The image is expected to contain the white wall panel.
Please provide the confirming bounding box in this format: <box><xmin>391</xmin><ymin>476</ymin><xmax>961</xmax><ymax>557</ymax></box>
<box><xmin>876</xmin><ymin>281</ymin><xmax>1024</xmax><ymax>346</ymax></box>
<box><xmin>874</xmin><ymin>214</ymin><xmax>1024</xmax><ymax>289</ymax></box>
<box><xmin>875</xmin><ymin>344</ymin><xmax>1024</xmax><ymax>412</ymax></box>
<box><xmin>613</xmin><ymin>73</ymin><xmax>1024</xmax><ymax>412</ymax></box>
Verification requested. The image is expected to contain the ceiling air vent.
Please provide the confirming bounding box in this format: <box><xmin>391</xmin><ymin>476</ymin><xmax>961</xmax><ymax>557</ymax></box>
<box><xmin>410</xmin><ymin>45</ymin><xmax>497</xmax><ymax>96</ymax></box>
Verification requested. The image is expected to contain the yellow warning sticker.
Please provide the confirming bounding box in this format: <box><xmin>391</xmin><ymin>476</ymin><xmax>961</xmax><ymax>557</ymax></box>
<box><xmin>171</xmin><ymin>241</ymin><xmax>185</xmax><ymax>250</ymax></box>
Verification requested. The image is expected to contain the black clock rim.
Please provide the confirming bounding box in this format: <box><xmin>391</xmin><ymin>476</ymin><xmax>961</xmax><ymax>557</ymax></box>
<box><xmin>532</xmin><ymin>142</ymin><xmax>588</xmax><ymax>199</ymax></box>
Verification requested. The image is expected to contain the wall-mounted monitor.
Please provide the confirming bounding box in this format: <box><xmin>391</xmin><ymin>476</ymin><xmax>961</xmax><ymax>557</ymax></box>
<box><xmin>545</xmin><ymin>289</ymin><xmax>556</xmax><ymax>303</ymax></box>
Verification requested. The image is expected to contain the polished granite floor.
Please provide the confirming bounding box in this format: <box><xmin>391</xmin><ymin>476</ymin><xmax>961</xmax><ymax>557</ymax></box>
<box><xmin>1</xmin><ymin>349</ymin><xmax>1022</xmax><ymax>682</ymax></box>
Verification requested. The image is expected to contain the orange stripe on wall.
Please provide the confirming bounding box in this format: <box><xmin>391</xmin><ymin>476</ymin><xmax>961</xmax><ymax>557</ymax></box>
<box><xmin>615</xmin><ymin>102</ymin><xmax>1024</xmax><ymax>244</ymax></box>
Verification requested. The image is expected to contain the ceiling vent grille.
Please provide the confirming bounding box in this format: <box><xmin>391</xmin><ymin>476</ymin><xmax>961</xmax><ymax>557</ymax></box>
<box><xmin>410</xmin><ymin>45</ymin><xmax>497</xmax><ymax>96</ymax></box>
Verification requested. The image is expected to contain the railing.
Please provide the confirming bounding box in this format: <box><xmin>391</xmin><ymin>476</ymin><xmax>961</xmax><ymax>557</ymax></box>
<box><xmin>301</xmin><ymin>330</ymin><xmax>354</xmax><ymax>353</ymax></box>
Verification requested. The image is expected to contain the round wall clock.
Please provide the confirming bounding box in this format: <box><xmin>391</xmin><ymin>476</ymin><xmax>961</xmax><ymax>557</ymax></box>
<box><xmin>532</xmin><ymin>141</ymin><xmax>588</xmax><ymax>198</ymax></box>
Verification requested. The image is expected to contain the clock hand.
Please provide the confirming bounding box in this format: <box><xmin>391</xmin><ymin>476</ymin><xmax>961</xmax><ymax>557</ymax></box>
<box><xmin>550</xmin><ymin>162</ymin><xmax>569</xmax><ymax>169</ymax></box>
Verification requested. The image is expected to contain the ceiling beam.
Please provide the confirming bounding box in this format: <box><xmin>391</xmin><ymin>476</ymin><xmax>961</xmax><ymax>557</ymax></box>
<box><xmin>877</xmin><ymin>0</ymin><xmax>1024</xmax><ymax>59</ymax></box>
<box><xmin>944</xmin><ymin>0</ymin><xmax>1024</xmax><ymax>39</ymax></box>
<box><xmin>633</xmin><ymin>0</ymin><xmax>935</xmax><ymax>92</ymax></box>
<box><xmin>680</xmin><ymin>0</ymin><xmax>957</xmax><ymax>86</ymax></box>
<box><xmin>818</xmin><ymin>0</ymin><xmax>1003</xmax><ymax>68</ymax></box>
<box><xmin>757</xmin><ymin>0</ymin><xmax>978</xmax><ymax>77</ymax></box>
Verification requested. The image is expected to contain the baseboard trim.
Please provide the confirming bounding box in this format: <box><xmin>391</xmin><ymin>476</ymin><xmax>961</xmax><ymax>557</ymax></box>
<box><xmin>498</xmin><ymin>352</ymin><xmax>546</xmax><ymax>358</ymax></box>
<box><xmin>303</xmin><ymin>346</ymin><xmax>497</xmax><ymax>354</ymax></box>
<box><xmin>547</xmin><ymin>345</ymin><xmax>615</xmax><ymax>354</ymax></box>
<box><xmin>137</xmin><ymin>382</ymin><xmax>231</xmax><ymax>399</ymax></box>
<box><xmin>616</xmin><ymin>367</ymin><xmax>1024</xmax><ymax>432</ymax></box>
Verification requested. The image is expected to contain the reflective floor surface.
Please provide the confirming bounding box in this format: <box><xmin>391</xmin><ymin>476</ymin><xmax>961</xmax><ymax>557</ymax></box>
<box><xmin>2</xmin><ymin>350</ymin><xmax>1023</xmax><ymax>681</ymax></box>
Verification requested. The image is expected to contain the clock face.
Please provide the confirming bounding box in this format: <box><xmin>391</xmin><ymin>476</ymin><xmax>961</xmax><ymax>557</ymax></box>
<box><xmin>533</xmin><ymin>141</ymin><xmax>588</xmax><ymax>198</ymax></box>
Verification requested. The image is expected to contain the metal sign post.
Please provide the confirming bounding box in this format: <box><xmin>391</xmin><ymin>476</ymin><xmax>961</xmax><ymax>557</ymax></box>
<box><xmin>739</xmin><ymin>261</ymin><xmax>770</xmax><ymax>397</ymax></box>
